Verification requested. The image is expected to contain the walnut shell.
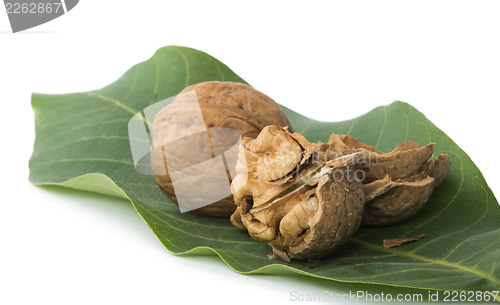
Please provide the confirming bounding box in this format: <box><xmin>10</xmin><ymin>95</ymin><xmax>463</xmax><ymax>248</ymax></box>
<box><xmin>151</xmin><ymin>81</ymin><xmax>293</xmax><ymax>217</ymax></box>
<box><xmin>230</xmin><ymin>126</ymin><xmax>364</xmax><ymax>261</ymax></box>
<box><xmin>361</xmin><ymin>150</ymin><xmax>451</xmax><ymax>226</ymax></box>
<box><xmin>231</xmin><ymin>126</ymin><xmax>451</xmax><ymax>260</ymax></box>
<box><xmin>325</xmin><ymin>134</ymin><xmax>451</xmax><ymax>226</ymax></box>
<box><xmin>271</xmin><ymin>171</ymin><xmax>364</xmax><ymax>261</ymax></box>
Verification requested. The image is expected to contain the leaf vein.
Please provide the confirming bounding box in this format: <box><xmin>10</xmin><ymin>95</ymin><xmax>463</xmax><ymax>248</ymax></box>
<box><xmin>171</xmin><ymin>47</ymin><xmax>191</xmax><ymax>87</ymax></box>
<box><xmin>351</xmin><ymin>238</ymin><xmax>500</xmax><ymax>287</ymax></box>
<box><xmin>89</xmin><ymin>92</ymin><xmax>139</xmax><ymax>116</ymax></box>
<box><xmin>374</xmin><ymin>107</ymin><xmax>387</xmax><ymax>150</ymax></box>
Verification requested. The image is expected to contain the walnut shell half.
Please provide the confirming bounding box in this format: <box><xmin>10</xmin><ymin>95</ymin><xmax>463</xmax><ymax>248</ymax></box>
<box><xmin>326</xmin><ymin>134</ymin><xmax>451</xmax><ymax>226</ymax></box>
<box><xmin>151</xmin><ymin>82</ymin><xmax>293</xmax><ymax>217</ymax></box>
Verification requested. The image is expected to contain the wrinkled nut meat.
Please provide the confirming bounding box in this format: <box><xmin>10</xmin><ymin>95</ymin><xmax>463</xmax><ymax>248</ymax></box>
<box><xmin>231</xmin><ymin>127</ymin><xmax>450</xmax><ymax>261</ymax></box>
<box><xmin>230</xmin><ymin>126</ymin><xmax>365</xmax><ymax>262</ymax></box>
<box><xmin>151</xmin><ymin>82</ymin><xmax>293</xmax><ymax>217</ymax></box>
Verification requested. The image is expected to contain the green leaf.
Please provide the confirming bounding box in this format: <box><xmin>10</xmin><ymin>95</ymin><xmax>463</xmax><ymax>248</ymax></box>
<box><xmin>29</xmin><ymin>46</ymin><xmax>500</xmax><ymax>296</ymax></box>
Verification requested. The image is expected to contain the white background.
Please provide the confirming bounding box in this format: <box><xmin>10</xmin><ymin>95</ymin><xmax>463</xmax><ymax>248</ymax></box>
<box><xmin>1</xmin><ymin>1</ymin><xmax>499</xmax><ymax>304</ymax></box>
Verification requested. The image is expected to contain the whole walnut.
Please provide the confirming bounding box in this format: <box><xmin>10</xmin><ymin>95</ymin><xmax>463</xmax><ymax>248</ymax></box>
<box><xmin>151</xmin><ymin>81</ymin><xmax>293</xmax><ymax>217</ymax></box>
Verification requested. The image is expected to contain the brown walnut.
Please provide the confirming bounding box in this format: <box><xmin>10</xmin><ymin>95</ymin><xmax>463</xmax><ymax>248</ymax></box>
<box><xmin>230</xmin><ymin>126</ymin><xmax>365</xmax><ymax>261</ymax></box>
<box><xmin>231</xmin><ymin>127</ymin><xmax>451</xmax><ymax>261</ymax></box>
<box><xmin>151</xmin><ymin>81</ymin><xmax>293</xmax><ymax>217</ymax></box>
